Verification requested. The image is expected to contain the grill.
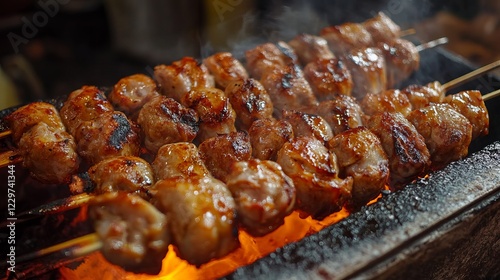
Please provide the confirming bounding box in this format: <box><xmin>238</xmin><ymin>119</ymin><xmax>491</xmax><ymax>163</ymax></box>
<box><xmin>1</xmin><ymin>2</ymin><xmax>500</xmax><ymax>278</ymax></box>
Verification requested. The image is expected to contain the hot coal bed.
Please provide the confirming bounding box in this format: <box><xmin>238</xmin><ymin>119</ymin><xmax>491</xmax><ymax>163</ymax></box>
<box><xmin>0</xmin><ymin>48</ymin><xmax>499</xmax><ymax>280</ymax></box>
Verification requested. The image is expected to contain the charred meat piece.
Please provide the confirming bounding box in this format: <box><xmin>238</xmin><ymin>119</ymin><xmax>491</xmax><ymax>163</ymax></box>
<box><xmin>89</xmin><ymin>192</ymin><xmax>170</xmax><ymax>275</ymax></box>
<box><xmin>74</xmin><ymin>111</ymin><xmax>141</xmax><ymax>165</ymax></box>
<box><xmin>401</xmin><ymin>84</ymin><xmax>444</xmax><ymax>110</ymax></box>
<box><xmin>260</xmin><ymin>65</ymin><xmax>318</xmax><ymax>111</ymax></box>
<box><xmin>182</xmin><ymin>87</ymin><xmax>237</xmax><ymax>143</ymax></box>
<box><xmin>225</xmin><ymin>78</ymin><xmax>274</xmax><ymax>131</ymax></box>
<box><xmin>248</xmin><ymin>118</ymin><xmax>294</xmax><ymax>161</ymax></box>
<box><xmin>303</xmin><ymin>58</ymin><xmax>353</xmax><ymax>100</ymax></box>
<box><xmin>198</xmin><ymin>131</ymin><xmax>252</xmax><ymax>182</ymax></box>
<box><xmin>363</xmin><ymin>12</ymin><xmax>401</xmax><ymax>42</ymax></box>
<box><xmin>407</xmin><ymin>103</ymin><xmax>472</xmax><ymax>169</ymax></box>
<box><xmin>5</xmin><ymin>102</ymin><xmax>66</xmax><ymax>143</ymax></box>
<box><xmin>328</xmin><ymin>127</ymin><xmax>389</xmax><ymax>209</ymax></box>
<box><xmin>151</xmin><ymin>176</ymin><xmax>239</xmax><ymax>266</ymax></box>
<box><xmin>226</xmin><ymin>159</ymin><xmax>296</xmax><ymax>236</ymax></box>
<box><xmin>321</xmin><ymin>23</ymin><xmax>374</xmax><ymax>55</ymax></box>
<box><xmin>87</xmin><ymin>156</ymin><xmax>154</xmax><ymax>196</ymax></box>
<box><xmin>108</xmin><ymin>74</ymin><xmax>159</xmax><ymax>117</ymax></box>
<box><xmin>366</xmin><ymin>112</ymin><xmax>431</xmax><ymax>189</ymax></box>
<box><xmin>276</xmin><ymin>136</ymin><xmax>353</xmax><ymax>219</ymax></box>
<box><xmin>137</xmin><ymin>95</ymin><xmax>199</xmax><ymax>153</ymax></box>
<box><xmin>343</xmin><ymin>47</ymin><xmax>387</xmax><ymax>100</ymax></box>
<box><xmin>152</xmin><ymin>142</ymin><xmax>210</xmax><ymax>181</ymax></box>
<box><xmin>360</xmin><ymin>89</ymin><xmax>413</xmax><ymax>117</ymax></box>
<box><xmin>305</xmin><ymin>94</ymin><xmax>364</xmax><ymax>135</ymax></box>
<box><xmin>245</xmin><ymin>42</ymin><xmax>298</xmax><ymax>79</ymax></box>
<box><xmin>377</xmin><ymin>38</ymin><xmax>420</xmax><ymax>88</ymax></box>
<box><xmin>60</xmin><ymin>86</ymin><xmax>114</xmax><ymax>135</ymax></box>
<box><xmin>18</xmin><ymin>122</ymin><xmax>79</xmax><ymax>184</ymax></box>
<box><xmin>203</xmin><ymin>52</ymin><xmax>249</xmax><ymax>89</ymax></box>
<box><xmin>281</xmin><ymin>109</ymin><xmax>333</xmax><ymax>143</ymax></box>
<box><xmin>288</xmin><ymin>34</ymin><xmax>335</xmax><ymax>65</ymax></box>
<box><xmin>444</xmin><ymin>90</ymin><xmax>489</xmax><ymax>139</ymax></box>
<box><xmin>154</xmin><ymin>57</ymin><xmax>215</xmax><ymax>103</ymax></box>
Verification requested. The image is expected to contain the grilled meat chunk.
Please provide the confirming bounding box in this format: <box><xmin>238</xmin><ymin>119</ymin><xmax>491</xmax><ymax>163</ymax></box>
<box><xmin>151</xmin><ymin>176</ymin><xmax>239</xmax><ymax>266</ymax></box>
<box><xmin>407</xmin><ymin>103</ymin><xmax>473</xmax><ymax>169</ymax></box>
<box><xmin>225</xmin><ymin>78</ymin><xmax>274</xmax><ymax>131</ymax></box>
<box><xmin>366</xmin><ymin>112</ymin><xmax>431</xmax><ymax>189</ymax></box>
<box><xmin>281</xmin><ymin>109</ymin><xmax>333</xmax><ymax>143</ymax></box>
<box><xmin>288</xmin><ymin>34</ymin><xmax>335</xmax><ymax>65</ymax></box>
<box><xmin>363</xmin><ymin>12</ymin><xmax>401</xmax><ymax>42</ymax></box>
<box><xmin>248</xmin><ymin>118</ymin><xmax>294</xmax><ymax>161</ymax></box>
<box><xmin>87</xmin><ymin>156</ymin><xmax>154</xmax><ymax>196</ymax></box>
<box><xmin>108</xmin><ymin>74</ymin><xmax>159</xmax><ymax>117</ymax></box>
<box><xmin>245</xmin><ymin>42</ymin><xmax>298</xmax><ymax>79</ymax></box>
<box><xmin>226</xmin><ymin>159</ymin><xmax>296</xmax><ymax>236</ymax></box>
<box><xmin>137</xmin><ymin>95</ymin><xmax>199</xmax><ymax>153</ymax></box>
<box><xmin>198</xmin><ymin>131</ymin><xmax>252</xmax><ymax>182</ymax></box>
<box><xmin>276</xmin><ymin>136</ymin><xmax>353</xmax><ymax>219</ymax></box>
<box><xmin>182</xmin><ymin>87</ymin><xmax>237</xmax><ymax>143</ymax></box>
<box><xmin>154</xmin><ymin>57</ymin><xmax>215</xmax><ymax>103</ymax></box>
<box><xmin>377</xmin><ymin>38</ymin><xmax>420</xmax><ymax>87</ymax></box>
<box><xmin>303</xmin><ymin>58</ymin><xmax>353</xmax><ymax>100</ymax></box>
<box><xmin>401</xmin><ymin>84</ymin><xmax>444</xmax><ymax>110</ymax></box>
<box><xmin>18</xmin><ymin>122</ymin><xmax>79</xmax><ymax>184</ymax></box>
<box><xmin>89</xmin><ymin>192</ymin><xmax>170</xmax><ymax>275</ymax></box>
<box><xmin>360</xmin><ymin>89</ymin><xmax>413</xmax><ymax>117</ymax></box>
<box><xmin>321</xmin><ymin>23</ymin><xmax>373</xmax><ymax>55</ymax></box>
<box><xmin>328</xmin><ymin>127</ymin><xmax>389</xmax><ymax>209</ymax></box>
<box><xmin>152</xmin><ymin>142</ymin><xmax>210</xmax><ymax>181</ymax></box>
<box><xmin>444</xmin><ymin>90</ymin><xmax>489</xmax><ymax>139</ymax></box>
<box><xmin>203</xmin><ymin>52</ymin><xmax>249</xmax><ymax>89</ymax></box>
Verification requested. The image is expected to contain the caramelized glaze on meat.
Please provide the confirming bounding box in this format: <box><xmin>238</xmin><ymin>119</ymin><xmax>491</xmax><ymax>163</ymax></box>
<box><xmin>108</xmin><ymin>74</ymin><xmax>159</xmax><ymax>117</ymax></box>
<box><xmin>154</xmin><ymin>57</ymin><xmax>215</xmax><ymax>103</ymax></box>
<box><xmin>226</xmin><ymin>159</ymin><xmax>296</xmax><ymax>236</ymax></box>
<box><xmin>407</xmin><ymin>103</ymin><xmax>472</xmax><ymax>169</ymax></box>
<box><xmin>343</xmin><ymin>47</ymin><xmax>387</xmax><ymax>100</ymax></box>
<box><xmin>360</xmin><ymin>89</ymin><xmax>413</xmax><ymax>117</ymax></box>
<box><xmin>328</xmin><ymin>127</ymin><xmax>389</xmax><ymax>209</ymax></box>
<box><xmin>303</xmin><ymin>58</ymin><xmax>353</xmax><ymax>100</ymax></box>
<box><xmin>151</xmin><ymin>176</ymin><xmax>239</xmax><ymax>266</ymax></box>
<box><xmin>203</xmin><ymin>52</ymin><xmax>249</xmax><ymax>89</ymax></box>
<box><xmin>87</xmin><ymin>156</ymin><xmax>154</xmax><ymax>196</ymax></box>
<box><xmin>89</xmin><ymin>192</ymin><xmax>170</xmax><ymax>274</ymax></box>
<box><xmin>363</xmin><ymin>12</ymin><xmax>401</xmax><ymax>42</ymax></box>
<box><xmin>401</xmin><ymin>84</ymin><xmax>444</xmax><ymax>110</ymax></box>
<box><xmin>248</xmin><ymin>118</ymin><xmax>294</xmax><ymax>161</ymax></box>
<box><xmin>377</xmin><ymin>38</ymin><xmax>420</xmax><ymax>87</ymax></box>
<box><xmin>225</xmin><ymin>78</ymin><xmax>274</xmax><ymax>131</ymax></box>
<box><xmin>18</xmin><ymin>122</ymin><xmax>79</xmax><ymax>184</ymax></box>
<box><xmin>276</xmin><ymin>136</ymin><xmax>353</xmax><ymax>219</ymax></box>
<box><xmin>288</xmin><ymin>34</ymin><xmax>335</xmax><ymax>65</ymax></box>
<box><xmin>245</xmin><ymin>42</ymin><xmax>298</xmax><ymax>79</ymax></box>
<box><xmin>152</xmin><ymin>142</ymin><xmax>210</xmax><ymax>181</ymax></box>
<box><xmin>60</xmin><ymin>86</ymin><xmax>114</xmax><ymax>135</ymax></box>
<box><xmin>321</xmin><ymin>23</ymin><xmax>373</xmax><ymax>55</ymax></box>
<box><xmin>182</xmin><ymin>87</ymin><xmax>237</xmax><ymax>142</ymax></box>
<box><xmin>5</xmin><ymin>102</ymin><xmax>66</xmax><ymax>143</ymax></box>
<box><xmin>366</xmin><ymin>112</ymin><xmax>431</xmax><ymax>189</ymax></box>
<box><xmin>198</xmin><ymin>131</ymin><xmax>252</xmax><ymax>182</ymax></box>
<box><xmin>137</xmin><ymin>95</ymin><xmax>199</xmax><ymax>153</ymax></box>
<box><xmin>74</xmin><ymin>111</ymin><xmax>141</xmax><ymax>164</ymax></box>
<box><xmin>444</xmin><ymin>90</ymin><xmax>489</xmax><ymax>139</ymax></box>
<box><xmin>260</xmin><ymin>65</ymin><xmax>318</xmax><ymax>111</ymax></box>
<box><xmin>281</xmin><ymin>109</ymin><xmax>333</xmax><ymax>142</ymax></box>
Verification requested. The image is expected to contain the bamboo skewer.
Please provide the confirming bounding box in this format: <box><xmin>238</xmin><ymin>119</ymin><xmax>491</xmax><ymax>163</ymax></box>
<box><xmin>415</xmin><ymin>37</ymin><xmax>449</xmax><ymax>52</ymax></box>
<box><xmin>0</xmin><ymin>150</ymin><xmax>22</xmax><ymax>168</ymax></box>
<box><xmin>483</xmin><ymin>88</ymin><xmax>500</xmax><ymax>101</ymax></box>
<box><xmin>0</xmin><ymin>130</ymin><xmax>12</xmax><ymax>139</ymax></box>
<box><xmin>442</xmin><ymin>59</ymin><xmax>500</xmax><ymax>91</ymax></box>
<box><xmin>398</xmin><ymin>28</ymin><xmax>416</xmax><ymax>37</ymax></box>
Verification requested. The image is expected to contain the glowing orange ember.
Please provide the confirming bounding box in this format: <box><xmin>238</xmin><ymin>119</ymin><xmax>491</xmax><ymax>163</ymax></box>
<box><xmin>59</xmin><ymin>209</ymin><xmax>351</xmax><ymax>279</ymax></box>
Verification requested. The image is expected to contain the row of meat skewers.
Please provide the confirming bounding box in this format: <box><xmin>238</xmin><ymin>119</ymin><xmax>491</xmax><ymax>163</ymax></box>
<box><xmin>2</xmin><ymin>12</ymin><xmax>499</xmax><ymax>275</ymax></box>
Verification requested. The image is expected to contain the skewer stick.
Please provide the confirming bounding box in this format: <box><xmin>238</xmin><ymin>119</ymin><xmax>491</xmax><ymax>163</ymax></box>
<box><xmin>17</xmin><ymin>233</ymin><xmax>102</xmax><ymax>263</ymax></box>
<box><xmin>483</xmin><ymin>88</ymin><xmax>500</xmax><ymax>101</ymax></box>
<box><xmin>17</xmin><ymin>193</ymin><xmax>93</xmax><ymax>217</ymax></box>
<box><xmin>442</xmin><ymin>60</ymin><xmax>500</xmax><ymax>91</ymax></box>
<box><xmin>0</xmin><ymin>130</ymin><xmax>12</xmax><ymax>139</ymax></box>
<box><xmin>415</xmin><ymin>37</ymin><xmax>449</xmax><ymax>52</ymax></box>
<box><xmin>398</xmin><ymin>28</ymin><xmax>416</xmax><ymax>37</ymax></box>
<box><xmin>0</xmin><ymin>150</ymin><xmax>21</xmax><ymax>168</ymax></box>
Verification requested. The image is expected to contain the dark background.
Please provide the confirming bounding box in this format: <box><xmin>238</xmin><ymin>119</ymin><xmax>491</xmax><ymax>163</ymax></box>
<box><xmin>0</xmin><ymin>0</ymin><xmax>497</xmax><ymax>108</ymax></box>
